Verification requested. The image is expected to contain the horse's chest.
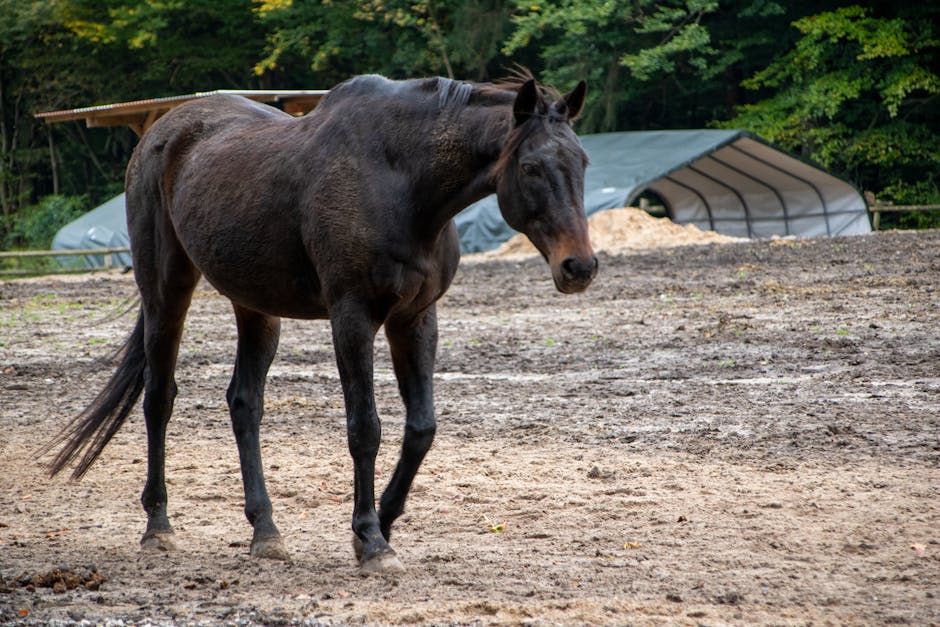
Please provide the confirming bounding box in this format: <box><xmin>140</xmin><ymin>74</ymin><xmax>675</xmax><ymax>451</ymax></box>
<box><xmin>370</xmin><ymin>254</ymin><xmax>451</xmax><ymax>315</ymax></box>
<box><xmin>372</xmin><ymin>261</ymin><xmax>428</xmax><ymax>303</ymax></box>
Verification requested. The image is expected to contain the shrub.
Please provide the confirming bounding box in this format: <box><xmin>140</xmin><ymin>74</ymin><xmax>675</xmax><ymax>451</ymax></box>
<box><xmin>876</xmin><ymin>180</ymin><xmax>940</xmax><ymax>230</ymax></box>
<box><xmin>5</xmin><ymin>195</ymin><xmax>88</xmax><ymax>250</ymax></box>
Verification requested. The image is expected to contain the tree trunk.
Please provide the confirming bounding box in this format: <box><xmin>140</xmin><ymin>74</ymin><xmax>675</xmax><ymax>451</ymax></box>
<box><xmin>63</xmin><ymin>121</ymin><xmax>110</xmax><ymax>181</ymax></box>
<box><xmin>47</xmin><ymin>125</ymin><xmax>59</xmax><ymax>195</ymax></box>
<box><xmin>2</xmin><ymin>87</ymin><xmax>23</xmax><ymax>235</ymax></box>
<box><xmin>427</xmin><ymin>2</ymin><xmax>454</xmax><ymax>79</ymax></box>
<box><xmin>0</xmin><ymin>69</ymin><xmax>10</xmax><ymax>233</ymax></box>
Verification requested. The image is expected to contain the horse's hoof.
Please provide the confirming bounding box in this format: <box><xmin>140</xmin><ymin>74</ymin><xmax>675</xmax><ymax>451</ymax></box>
<box><xmin>251</xmin><ymin>535</ymin><xmax>290</xmax><ymax>561</ymax></box>
<box><xmin>352</xmin><ymin>535</ymin><xmax>364</xmax><ymax>562</ymax></box>
<box><xmin>140</xmin><ymin>530</ymin><xmax>176</xmax><ymax>552</ymax></box>
<box><xmin>359</xmin><ymin>551</ymin><xmax>406</xmax><ymax>576</ymax></box>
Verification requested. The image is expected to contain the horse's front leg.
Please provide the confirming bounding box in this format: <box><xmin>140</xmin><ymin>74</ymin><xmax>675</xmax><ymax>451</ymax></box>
<box><xmin>379</xmin><ymin>305</ymin><xmax>438</xmax><ymax>542</ymax></box>
<box><xmin>330</xmin><ymin>299</ymin><xmax>405</xmax><ymax>575</ymax></box>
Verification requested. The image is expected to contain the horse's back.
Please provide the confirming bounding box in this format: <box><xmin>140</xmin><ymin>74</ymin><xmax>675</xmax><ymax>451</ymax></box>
<box><xmin>127</xmin><ymin>95</ymin><xmax>293</xmax><ymax>215</ymax></box>
<box><xmin>125</xmin><ymin>96</ymin><xmax>327</xmax><ymax>315</ymax></box>
<box><xmin>124</xmin><ymin>83</ymin><xmax>461</xmax><ymax>320</ymax></box>
<box><xmin>129</xmin><ymin>95</ymin><xmax>291</xmax><ymax>185</ymax></box>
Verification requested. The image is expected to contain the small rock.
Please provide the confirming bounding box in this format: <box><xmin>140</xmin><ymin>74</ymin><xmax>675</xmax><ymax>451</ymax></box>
<box><xmin>587</xmin><ymin>466</ymin><xmax>614</xmax><ymax>479</ymax></box>
<box><xmin>716</xmin><ymin>591</ymin><xmax>744</xmax><ymax>605</ymax></box>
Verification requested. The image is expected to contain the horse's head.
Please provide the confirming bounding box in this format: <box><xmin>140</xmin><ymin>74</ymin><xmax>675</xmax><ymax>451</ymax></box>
<box><xmin>496</xmin><ymin>79</ymin><xmax>597</xmax><ymax>294</ymax></box>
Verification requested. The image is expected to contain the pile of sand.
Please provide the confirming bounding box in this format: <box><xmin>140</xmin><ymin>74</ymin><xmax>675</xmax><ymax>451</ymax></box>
<box><xmin>480</xmin><ymin>207</ymin><xmax>740</xmax><ymax>258</ymax></box>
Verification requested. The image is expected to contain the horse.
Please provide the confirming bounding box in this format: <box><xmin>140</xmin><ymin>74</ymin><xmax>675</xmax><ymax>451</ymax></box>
<box><xmin>41</xmin><ymin>70</ymin><xmax>597</xmax><ymax>575</ymax></box>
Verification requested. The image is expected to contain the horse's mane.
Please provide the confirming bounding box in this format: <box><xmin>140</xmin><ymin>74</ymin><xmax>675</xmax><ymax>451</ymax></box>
<box><xmin>328</xmin><ymin>68</ymin><xmax>553</xmax><ymax>115</ymax></box>
<box><xmin>432</xmin><ymin>68</ymin><xmax>551</xmax><ymax>111</ymax></box>
<box><xmin>410</xmin><ymin>69</ymin><xmax>554</xmax><ymax>182</ymax></box>
<box><xmin>435</xmin><ymin>77</ymin><xmax>473</xmax><ymax>109</ymax></box>
<box><xmin>328</xmin><ymin>70</ymin><xmax>568</xmax><ymax>183</ymax></box>
<box><xmin>472</xmin><ymin>66</ymin><xmax>560</xmax><ymax>105</ymax></box>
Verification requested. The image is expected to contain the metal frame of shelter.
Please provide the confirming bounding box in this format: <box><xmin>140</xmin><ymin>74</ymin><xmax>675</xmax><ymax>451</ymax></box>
<box><xmin>576</xmin><ymin>130</ymin><xmax>871</xmax><ymax>241</ymax></box>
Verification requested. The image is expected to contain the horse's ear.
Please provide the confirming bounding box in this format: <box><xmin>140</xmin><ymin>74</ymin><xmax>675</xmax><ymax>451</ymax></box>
<box><xmin>563</xmin><ymin>80</ymin><xmax>587</xmax><ymax>120</ymax></box>
<box><xmin>513</xmin><ymin>79</ymin><xmax>539</xmax><ymax>126</ymax></box>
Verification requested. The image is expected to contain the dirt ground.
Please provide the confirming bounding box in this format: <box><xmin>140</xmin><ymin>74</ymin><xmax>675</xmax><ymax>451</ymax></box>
<box><xmin>1</xmin><ymin>229</ymin><xmax>938</xmax><ymax>626</ymax></box>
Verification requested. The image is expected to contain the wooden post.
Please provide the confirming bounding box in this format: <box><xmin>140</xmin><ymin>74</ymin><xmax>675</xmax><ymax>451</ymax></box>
<box><xmin>47</xmin><ymin>124</ymin><xmax>60</xmax><ymax>195</ymax></box>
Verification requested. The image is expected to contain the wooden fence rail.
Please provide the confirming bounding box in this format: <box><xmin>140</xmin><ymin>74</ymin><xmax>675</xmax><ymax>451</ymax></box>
<box><xmin>0</xmin><ymin>247</ymin><xmax>130</xmax><ymax>277</ymax></box>
<box><xmin>869</xmin><ymin>204</ymin><xmax>940</xmax><ymax>231</ymax></box>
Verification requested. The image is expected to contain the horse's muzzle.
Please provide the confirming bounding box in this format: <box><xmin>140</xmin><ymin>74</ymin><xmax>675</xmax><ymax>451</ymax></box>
<box><xmin>555</xmin><ymin>254</ymin><xmax>598</xmax><ymax>294</ymax></box>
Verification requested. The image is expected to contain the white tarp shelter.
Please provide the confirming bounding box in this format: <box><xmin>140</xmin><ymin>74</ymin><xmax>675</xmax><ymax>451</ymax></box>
<box><xmin>51</xmin><ymin>193</ymin><xmax>132</xmax><ymax>268</ymax></box>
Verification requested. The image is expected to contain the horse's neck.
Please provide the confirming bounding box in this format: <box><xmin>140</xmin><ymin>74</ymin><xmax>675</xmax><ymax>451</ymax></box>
<box><xmin>415</xmin><ymin>103</ymin><xmax>511</xmax><ymax>238</ymax></box>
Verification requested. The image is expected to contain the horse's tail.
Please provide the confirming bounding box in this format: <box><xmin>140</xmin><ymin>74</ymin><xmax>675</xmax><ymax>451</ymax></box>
<box><xmin>42</xmin><ymin>308</ymin><xmax>147</xmax><ymax>479</ymax></box>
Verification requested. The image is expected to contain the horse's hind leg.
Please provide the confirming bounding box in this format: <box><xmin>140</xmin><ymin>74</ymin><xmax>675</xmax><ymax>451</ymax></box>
<box><xmin>227</xmin><ymin>305</ymin><xmax>288</xmax><ymax>560</ymax></box>
<box><xmin>138</xmin><ymin>268</ymin><xmax>200</xmax><ymax>552</ymax></box>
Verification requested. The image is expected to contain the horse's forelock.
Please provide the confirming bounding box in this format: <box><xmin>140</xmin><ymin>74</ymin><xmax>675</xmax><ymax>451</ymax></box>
<box><xmin>431</xmin><ymin>68</ymin><xmax>568</xmax><ymax>181</ymax></box>
<box><xmin>493</xmin><ymin>66</ymin><xmax>560</xmax><ymax>102</ymax></box>
<box><xmin>489</xmin><ymin>76</ymin><xmax>570</xmax><ymax>180</ymax></box>
<box><xmin>492</xmin><ymin>118</ymin><xmax>540</xmax><ymax>181</ymax></box>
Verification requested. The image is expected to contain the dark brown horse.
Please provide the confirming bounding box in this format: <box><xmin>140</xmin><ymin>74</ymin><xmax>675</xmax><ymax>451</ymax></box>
<box><xmin>42</xmin><ymin>71</ymin><xmax>596</xmax><ymax>574</ymax></box>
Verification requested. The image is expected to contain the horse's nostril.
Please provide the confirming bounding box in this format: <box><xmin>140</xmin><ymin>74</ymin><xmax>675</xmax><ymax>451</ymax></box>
<box><xmin>557</xmin><ymin>255</ymin><xmax>597</xmax><ymax>293</ymax></box>
<box><xmin>561</xmin><ymin>257</ymin><xmax>579</xmax><ymax>279</ymax></box>
<box><xmin>561</xmin><ymin>256</ymin><xmax>596</xmax><ymax>281</ymax></box>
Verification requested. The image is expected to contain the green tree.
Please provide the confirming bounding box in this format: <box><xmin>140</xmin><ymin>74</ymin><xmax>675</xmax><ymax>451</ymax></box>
<box><xmin>1</xmin><ymin>2</ymin><xmax>61</xmax><ymax>232</ymax></box>
<box><xmin>502</xmin><ymin>1</ymin><xmax>863</xmax><ymax>133</ymax></box>
<box><xmin>6</xmin><ymin>0</ymin><xmax>940</xmax><ymax>248</ymax></box>
<box><xmin>5</xmin><ymin>194</ymin><xmax>87</xmax><ymax>250</ymax></box>
<box><xmin>61</xmin><ymin>0</ymin><xmax>269</xmax><ymax>95</ymax></box>
<box><xmin>254</xmin><ymin>0</ymin><xmax>514</xmax><ymax>85</ymax></box>
<box><xmin>724</xmin><ymin>4</ymin><xmax>940</xmax><ymax>207</ymax></box>
<box><xmin>0</xmin><ymin>1</ymin><xmax>130</xmax><ymax>236</ymax></box>
<box><xmin>1</xmin><ymin>0</ymin><xmax>272</xmax><ymax>245</ymax></box>
<box><xmin>503</xmin><ymin>0</ymin><xmax>726</xmax><ymax>131</ymax></box>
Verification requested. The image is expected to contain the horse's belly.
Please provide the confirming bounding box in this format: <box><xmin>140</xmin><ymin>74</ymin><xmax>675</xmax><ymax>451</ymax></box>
<box><xmin>206</xmin><ymin>272</ymin><xmax>328</xmax><ymax>320</ymax></box>
<box><xmin>178</xmin><ymin>219</ymin><xmax>327</xmax><ymax>319</ymax></box>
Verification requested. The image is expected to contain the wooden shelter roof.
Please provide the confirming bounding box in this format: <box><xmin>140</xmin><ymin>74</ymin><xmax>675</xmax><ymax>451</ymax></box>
<box><xmin>36</xmin><ymin>89</ymin><xmax>328</xmax><ymax>136</ymax></box>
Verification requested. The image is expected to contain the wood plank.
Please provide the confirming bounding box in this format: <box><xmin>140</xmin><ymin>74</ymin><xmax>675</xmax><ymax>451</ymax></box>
<box><xmin>0</xmin><ymin>247</ymin><xmax>130</xmax><ymax>259</ymax></box>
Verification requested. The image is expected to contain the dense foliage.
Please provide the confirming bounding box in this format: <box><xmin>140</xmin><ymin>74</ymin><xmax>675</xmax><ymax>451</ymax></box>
<box><xmin>1</xmin><ymin>0</ymin><xmax>937</xmax><ymax>247</ymax></box>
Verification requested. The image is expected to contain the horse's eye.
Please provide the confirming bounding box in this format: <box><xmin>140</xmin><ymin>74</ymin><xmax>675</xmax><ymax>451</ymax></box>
<box><xmin>521</xmin><ymin>163</ymin><xmax>541</xmax><ymax>177</ymax></box>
